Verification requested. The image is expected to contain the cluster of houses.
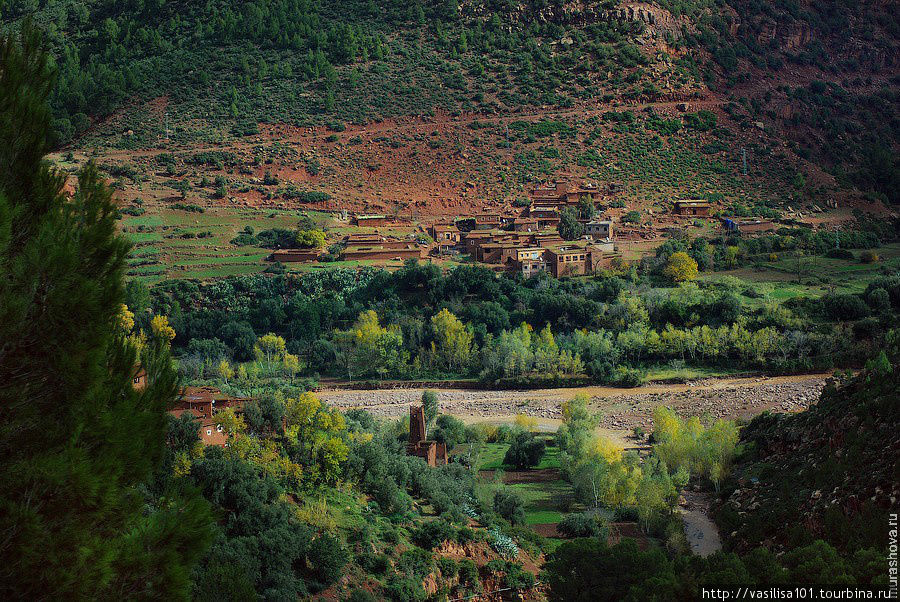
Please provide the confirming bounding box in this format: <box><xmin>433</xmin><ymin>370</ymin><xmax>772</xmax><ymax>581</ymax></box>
<box><xmin>430</xmin><ymin>224</ymin><xmax>619</xmax><ymax>277</ymax></box>
<box><xmin>427</xmin><ymin>179</ymin><xmax>620</xmax><ymax>277</ymax></box>
<box><xmin>265</xmin><ymin>178</ymin><xmax>782</xmax><ymax>272</ymax></box>
<box><xmin>672</xmin><ymin>200</ymin><xmax>776</xmax><ymax>233</ymax></box>
<box><xmin>270</xmin><ymin>232</ymin><xmax>425</xmax><ymax>263</ymax></box>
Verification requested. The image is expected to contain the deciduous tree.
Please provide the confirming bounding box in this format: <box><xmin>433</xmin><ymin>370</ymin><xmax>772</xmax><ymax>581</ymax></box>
<box><xmin>664</xmin><ymin>251</ymin><xmax>699</xmax><ymax>283</ymax></box>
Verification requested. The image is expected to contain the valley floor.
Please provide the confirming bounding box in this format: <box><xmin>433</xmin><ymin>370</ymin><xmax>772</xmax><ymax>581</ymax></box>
<box><xmin>317</xmin><ymin>372</ymin><xmax>829</xmax><ymax>444</ymax></box>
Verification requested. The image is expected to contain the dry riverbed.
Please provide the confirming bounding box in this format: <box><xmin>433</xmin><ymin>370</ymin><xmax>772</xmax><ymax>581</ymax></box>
<box><xmin>317</xmin><ymin>373</ymin><xmax>830</xmax><ymax>433</ymax></box>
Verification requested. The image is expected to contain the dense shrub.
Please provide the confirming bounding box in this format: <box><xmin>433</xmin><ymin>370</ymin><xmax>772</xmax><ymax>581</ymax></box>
<box><xmin>822</xmin><ymin>294</ymin><xmax>870</xmax><ymax>321</ymax></box>
<box><xmin>412</xmin><ymin>519</ymin><xmax>455</xmax><ymax>550</ymax></box>
<box><xmin>557</xmin><ymin>511</ymin><xmax>611</xmax><ymax>538</ymax></box>
<box><xmin>503</xmin><ymin>431</ymin><xmax>545</xmax><ymax>469</ymax></box>
<box><xmin>493</xmin><ymin>490</ymin><xmax>526</xmax><ymax>526</ymax></box>
<box><xmin>867</xmin><ymin>288</ymin><xmax>891</xmax><ymax>312</ymax></box>
<box><xmin>825</xmin><ymin>248</ymin><xmax>854</xmax><ymax>260</ymax></box>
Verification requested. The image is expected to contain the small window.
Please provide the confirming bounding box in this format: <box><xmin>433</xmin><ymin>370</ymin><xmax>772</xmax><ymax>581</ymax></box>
<box><xmin>206</xmin><ymin>429</ymin><xmax>212</xmax><ymax>436</ymax></box>
<box><xmin>133</xmin><ymin>377</ymin><xmax>140</xmax><ymax>383</ymax></box>
<box><xmin>216</xmin><ymin>425</ymin><xmax>223</xmax><ymax>433</ymax></box>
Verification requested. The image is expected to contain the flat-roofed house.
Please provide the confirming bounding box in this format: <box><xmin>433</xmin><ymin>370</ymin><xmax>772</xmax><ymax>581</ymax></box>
<box><xmin>197</xmin><ymin>419</ymin><xmax>228</xmax><ymax>447</ymax></box>
<box><xmin>533</xmin><ymin>233</ymin><xmax>565</xmax><ymax>247</ymax></box>
<box><xmin>501</xmin><ymin>246</ymin><xmax>545</xmax><ymax>266</ymax></box>
<box><xmin>473</xmin><ymin>214</ymin><xmax>502</xmax><ymax>229</ymax></box>
<box><xmin>268</xmin><ymin>249</ymin><xmax>321</xmax><ymax>263</ymax></box>
<box><xmin>430</xmin><ymin>224</ymin><xmax>461</xmax><ymax>250</ymax></box>
<box><xmin>512</xmin><ymin>217</ymin><xmax>540</xmax><ymax>232</ymax></box>
<box><xmin>508</xmin><ymin>247</ymin><xmax>549</xmax><ymax>277</ymax></box>
<box><xmin>353</xmin><ymin>214</ymin><xmax>392</xmax><ymax>227</ymax></box>
<box><xmin>477</xmin><ymin>243</ymin><xmax>515</xmax><ymax>264</ymax></box>
<box><xmin>171</xmin><ymin>387</ymin><xmax>248</xmax><ymax>447</ymax></box>
<box><xmin>132</xmin><ymin>366</ymin><xmax>147</xmax><ymax>391</ymax></box>
<box><xmin>546</xmin><ymin>245</ymin><xmax>589</xmax><ymax>277</ymax></box>
<box><xmin>344</xmin><ymin>233</ymin><xmax>386</xmax><ymax>244</ymax></box>
<box><xmin>517</xmin><ymin>259</ymin><xmax>549</xmax><ymax>277</ymax></box>
<box><xmin>461</xmin><ymin>230</ymin><xmax>496</xmax><ymax>255</ymax></box>
<box><xmin>513</xmin><ymin>247</ymin><xmax>546</xmax><ymax>263</ymax></box>
<box><xmin>531</xmin><ymin>179</ymin><xmax>602</xmax><ymax>207</ymax></box>
<box><xmin>585</xmin><ymin>220</ymin><xmax>613</xmax><ymax>240</ymax></box>
<box><xmin>343</xmin><ymin>243</ymin><xmax>424</xmax><ymax>261</ymax></box>
<box><xmin>672</xmin><ymin>200</ymin><xmax>712</xmax><ymax>217</ymax></box>
<box><xmin>529</xmin><ymin>205</ymin><xmax>560</xmax><ymax>229</ymax></box>
<box><xmin>736</xmin><ymin>219</ymin><xmax>776</xmax><ymax>234</ymax></box>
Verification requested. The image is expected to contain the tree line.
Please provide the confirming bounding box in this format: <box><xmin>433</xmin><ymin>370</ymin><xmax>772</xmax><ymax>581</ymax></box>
<box><xmin>134</xmin><ymin>256</ymin><xmax>898</xmax><ymax>390</ymax></box>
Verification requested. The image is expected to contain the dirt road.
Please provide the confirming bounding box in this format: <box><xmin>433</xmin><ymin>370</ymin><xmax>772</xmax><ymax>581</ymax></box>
<box><xmin>317</xmin><ymin>373</ymin><xmax>829</xmax><ymax>432</ymax></box>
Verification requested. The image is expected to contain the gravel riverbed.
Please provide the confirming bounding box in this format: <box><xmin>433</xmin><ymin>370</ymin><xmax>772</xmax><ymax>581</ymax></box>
<box><xmin>316</xmin><ymin>374</ymin><xmax>829</xmax><ymax>430</ymax></box>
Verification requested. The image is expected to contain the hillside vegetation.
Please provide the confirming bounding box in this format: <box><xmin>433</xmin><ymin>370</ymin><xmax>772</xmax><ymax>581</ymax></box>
<box><xmin>4</xmin><ymin>0</ymin><xmax>897</xmax><ymax>204</ymax></box>
<box><xmin>717</xmin><ymin>337</ymin><xmax>900</xmax><ymax>554</ymax></box>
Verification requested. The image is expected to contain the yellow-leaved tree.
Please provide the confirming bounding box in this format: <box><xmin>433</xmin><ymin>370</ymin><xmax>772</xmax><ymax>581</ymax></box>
<box><xmin>284</xmin><ymin>392</ymin><xmax>349</xmax><ymax>484</ymax></box>
<box><xmin>253</xmin><ymin>332</ymin><xmax>287</xmax><ymax>374</ymax></box>
<box><xmin>663</xmin><ymin>251</ymin><xmax>699</xmax><ymax>283</ymax></box>
<box><xmin>335</xmin><ymin>310</ymin><xmax>407</xmax><ymax>379</ymax></box>
<box><xmin>430</xmin><ymin>308</ymin><xmax>475</xmax><ymax>372</ymax></box>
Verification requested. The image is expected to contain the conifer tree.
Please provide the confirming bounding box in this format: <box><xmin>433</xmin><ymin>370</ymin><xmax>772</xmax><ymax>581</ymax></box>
<box><xmin>0</xmin><ymin>25</ymin><xmax>212</xmax><ymax>599</ymax></box>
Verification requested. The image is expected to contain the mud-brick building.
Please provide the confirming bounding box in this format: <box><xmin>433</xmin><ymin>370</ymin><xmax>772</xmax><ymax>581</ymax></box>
<box><xmin>169</xmin><ymin>387</ymin><xmax>249</xmax><ymax>447</ymax></box>
<box><xmin>531</xmin><ymin>179</ymin><xmax>603</xmax><ymax>207</ymax></box>
<box><xmin>461</xmin><ymin>230</ymin><xmax>496</xmax><ymax>254</ymax></box>
<box><xmin>672</xmin><ymin>200</ymin><xmax>713</xmax><ymax>217</ymax></box>
<box><xmin>407</xmin><ymin>405</ymin><xmax>448</xmax><ymax>467</ymax></box>
<box><xmin>512</xmin><ymin>217</ymin><xmax>540</xmax><ymax>232</ymax></box>
<box><xmin>528</xmin><ymin>205</ymin><xmax>561</xmax><ymax>229</ymax></box>
<box><xmin>343</xmin><ymin>243</ymin><xmax>424</xmax><ymax>261</ymax></box>
<box><xmin>723</xmin><ymin>219</ymin><xmax>775</xmax><ymax>234</ymax></box>
<box><xmin>132</xmin><ymin>366</ymin><xmax>147</xmax><ymax>390</ymax></box>
<box><xmin>353</xmin><ymin>214</ymin><xmax>392</xmax><ymax>227</ymax></box>
<box><xmin>344</xmin><ymin>233</ymin><xmax>386</xmax><ymax>244</ymax></box>
<box><xmin>546</xmin><ymin>246</ymin><xmax>590</xmax><ymax>277</ymax></box>
<box><xmin>585</xmin><ymin>220</ymin><xmax>613</xmax><ymax>240</ymax></box>
<box><xmin>430</xmin><ymin>224</ymin><xmax>461</xmax><ymax>251</ymax></box>
<box><xmin>268</xmin><ymin>249</ymin><xmax>322</xmax><ymax>263</ymax></box>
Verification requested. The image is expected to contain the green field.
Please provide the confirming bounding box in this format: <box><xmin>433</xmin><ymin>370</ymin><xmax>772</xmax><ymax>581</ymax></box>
<box><xmin>645</xmin><ymin>365</ymin><xmax>746</xmax><ymax>382</ymax></box>
<box><xmin>121</xmin><ymin>204</ymin><xmax>305</xmax><ymax>281</ymax></box>
<box><xmin>699</xmin><ymin>243</ymin><xmax>900</xmax><ymax>302</ymax></box>
<box><xmin>509</xmin><ymin>479</ymin><xmax>574</xmax><ymax>526</ymax></box>
<box><xmin>477</xmin><ymin>443</ymin><xmax>511</xmax><ymax>471</ymax></box>
<box><xmin>478</xmin><ymin>439</ymin><xmax>576</xmax><ymax>529</ymax></box>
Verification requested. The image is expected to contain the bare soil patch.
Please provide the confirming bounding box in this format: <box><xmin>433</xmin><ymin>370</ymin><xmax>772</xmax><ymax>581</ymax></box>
<box><xmin>531</xmin><ymin>523</ymin><xmax>561</xmax><ymax>538</ymax></box>
<box><xmin>478</xmin><ymin>468</ymin><xmax>561</xmax><ymax>485</ymax></box>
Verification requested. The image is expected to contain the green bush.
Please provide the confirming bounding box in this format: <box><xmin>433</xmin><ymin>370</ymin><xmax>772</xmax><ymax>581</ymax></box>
<box><xmin>436</xmin><ymin>556</ymin><xmax>457</xmax><ymax>578</ymax></box>
<box><xmin>622</xmin><ymin>210</ymin><xmax>641</xmax><ymax>224</ymax></box>
<box><xmin>493</xmin><ymin>490</ymin><xmax>526</xmax><ymax>526</ymax></box>
<box><xmin>503</xmin><ymin>430</ymin><xmax>545</xmax><ymax>469</ymax></box>
<box><xmin>558</xmin><ymin>511</ymin><xmax>610</xmax><ymax>538</ymax></box>
<box><xmin>412</xmin><ymin>519</ymin><xmax>455</xmax><ymax>550</ymax></box>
